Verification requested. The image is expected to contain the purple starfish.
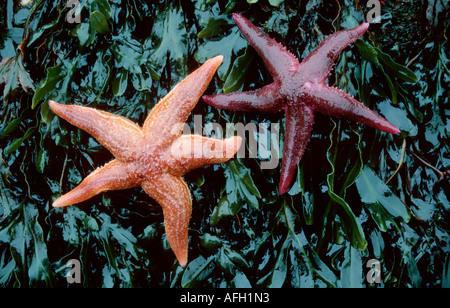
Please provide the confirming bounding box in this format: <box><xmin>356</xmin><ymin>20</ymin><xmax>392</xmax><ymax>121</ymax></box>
<box><xmin>203</xmin><ymin>13</ymin><xmax>400</xmax><ymax>195</ymax></box>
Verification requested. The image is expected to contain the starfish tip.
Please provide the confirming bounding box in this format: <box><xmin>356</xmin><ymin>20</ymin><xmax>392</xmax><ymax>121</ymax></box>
<box><xmin>48</xmin><ymin>100</ymin><xmax>68</xmax><ymax>117</ymax></box>
<box><xmin>392</xmin><ymin>127</ymin><xmax>401</xmax><ymax>134</ymax></box>
<box><xmin>209</xmin><ymin>54</ymin><xmax>224</xmax><ymax>67</ymax></box>
<box><xmin>52</xmin><ymin>198</ymin><xmax>66</xmax><ymax>208</ymax></box>
<box><xmin>361</xmin><ymin>22</ymin><xmax>370</xmax><ymax>33</ymax></box>
<box><xmin>232</xmin><ymin>13</ymin><xmax>249</xmax><ymax>27</ymax></box>
<box><xmin>232</xmin><ymin>12</ymin><xmax>241</xmax><ymax>20</ymax></box>
<box><xmin>278</xmin><ymin>185</ymin><xmax>289</xmax><ymax>196</ymax></box>
<box><xmin>48</xmin><ymin>99</ymin><xmax>59</xmax><ymax>110</ymax></box>
<box><xmin>201</xmin><ymin>94</ymin><xmax>215</xmax><ymax>106</ymax></box>
<box><xmin>176</xmin><ymin>251</ymin><xmax>188</xmax><ymax>268</ymax></box>
<box><xmin>354</xmin><ymin>22</ymin><xmax>370</xmax><ymax>36</ymax></box>
<box><xmin>381</xmin><ymin>121</ymin><xmax>401</xmax><ymax>134</ymax></box>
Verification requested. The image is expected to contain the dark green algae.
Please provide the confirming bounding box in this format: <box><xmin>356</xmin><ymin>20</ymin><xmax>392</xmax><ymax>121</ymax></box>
<box><xmin>0</xmin><ymin>0</ymin><xmax>449</xmax><ymax>287</ymax></box>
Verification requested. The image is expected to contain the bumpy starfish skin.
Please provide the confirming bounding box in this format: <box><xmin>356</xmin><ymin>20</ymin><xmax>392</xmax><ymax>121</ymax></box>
<box><xmin>203</xmin><ymin>14</ymin><xmax>400</xmax><ymax>195</ymax></box>
<box><xmin>49</xmin><ymin>56</ymin><xmax>242</xmax><ymax>267</ymax></box>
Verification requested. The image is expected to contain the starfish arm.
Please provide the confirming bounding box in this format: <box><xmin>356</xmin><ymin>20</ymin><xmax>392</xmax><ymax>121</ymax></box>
<box><xmin>304</xmin><ymin>84</ymin><xmax>400</xmax><ymax>134</ymax></box>
<box><xmin>143</xmin><ymin>56</ymin><xmax>223</xmax><ymax>145</ymax></box>
<box><xmin>298</xmin><ymin>23</ymin><xmax>369</xmax><ymax>83</ymax></box>
<box><xmin>141</xmin><ymin>174</ymin><xmax>192</xmax><ymax>267</ymax></box>
<box><xmin>233</xmin><ymin>13</ymin><xmax>300</xmax><ymax>80</ymax></box>
<box><xmin>49</xmin><ymin>100</ymin><xmax>143</xmax><ymax>161</ymax></box>
<box><xmin>279</xmin><ymin>104</ymin><xmax>315</xmax><ymax>195</ymax></box>
<box><xmin>203</xmin><ymin>83</ymin><xmax>283</xmax><ymax>113</ymax></box>
<box><xmin>164</xmin><ymin>135</ymin><xmax>242</xmax><ymax>175</ymax></box>
<box><xmin>52</xmin><ymin>159</ymin><xmax>139</xmax><ymax>208</ymax></box>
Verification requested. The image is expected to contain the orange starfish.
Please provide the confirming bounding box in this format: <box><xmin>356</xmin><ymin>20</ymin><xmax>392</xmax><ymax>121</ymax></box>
<box><xmin>49</xmin><ymin>56</ymin><xmax>242</xmax><ymax>267</ymax></box>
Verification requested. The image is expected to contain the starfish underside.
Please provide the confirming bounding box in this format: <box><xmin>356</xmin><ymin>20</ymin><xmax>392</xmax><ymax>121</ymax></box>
<box><xmin>203</xmin><ymin>14</ymin><xmax>400</xmax><ymax>195</ymax></box>
<box><xmin>50</xmin><ymin>56</ymin><xmax>242</xmax><ymax>267</ymax></box>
